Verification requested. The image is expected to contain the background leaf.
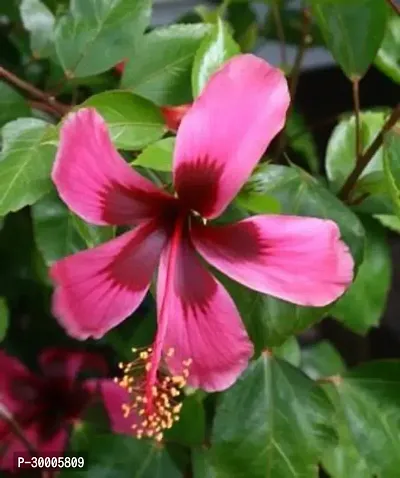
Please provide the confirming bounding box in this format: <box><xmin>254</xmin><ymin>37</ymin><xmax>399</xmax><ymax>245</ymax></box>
<box><xmin>242</xmin><ymin>164</ymin><xmax>365</xmax><ymax>264</ymax></box>
<box><xmin>383</xmin><ymin>129</ymin><xmax>400</xmax><ymax>219</ymax></box>
<box><xmin>32</xmin><ymin>189</ymin><xmax>114</xmax><ymax>265</ymax></box>
<box><xmin>54</xmin><ymin>0</ymin><xmax>151</xmax><ymax>77</ymax></box>
<box><xmin>301</xmin><ymin>341</ymin><xmax>346</xmax><ymax>380</ymax></box>
<box><xmin>375</xmin><ymin>12</ymin><xmax>400</xmax><ymax>84</ymax></box>
<box><xmin>0</xmin><ymin>82</ymin><xmax>31</xmax><ymax>127</ymax></box>
<box><xmin>209</xmin><ymin>355</ymin><xmax>335</xmax><ymax>478</ymax></box>
<box><xmin>65</xmin><ymin>430</ymin><xmax>182</xmax><ymax>478</ymax></box>
<box><xmin>331</xmin><ymin>216</ymin><xmax>391</xmax><ymax>334</ymax></box>
<box><xmin>326</xmin><ymin>361</ymin><xmax>400</xmax><ymax>477</ymax></box>
<box><xmin>191</xmin><ymin>17</ymin><xmax>240</xmax><ymax>97</ymax></box>
<box><xmin>132</xmin><ymin>137</ymin><xmax>175</xmax><ymax>172</ymax></box>
<box><xmin>0</xmin><ymin>119</ymin><xmax>57</xmax><ymax>215</ymax></box>
<box><xmin>326</xmin><ymin>111</ymin><xmax>387</xmax><ymax>194</ymax></box>
<box><xmin>285</xmin><ymin>110</ymin><xmax>319</xmax><ymax>174</ymax></box>
<box><xmin>164</xmin><ymin>394</ymin><xmax>206</xmax><ymax>447</ymax></box>
<box><xmin>322</xmin><ymin>385</ymin><xmax>371</xmax><ymax>478</ymax></box>
<box><xmin>121</xmin><ymin>24</ymin><xmax>211</xmax><ymax>105</ymax></box>
<box><xmin>0</xmin><ymin>297</ymin><xmax>9</xmax><ymax>342</ymax></box>
<box><xmin>20</xmin><ymin>0</ymin><xmax>55</xmax><ymax>58</ymax></box>
<box><xmin>272</xmin><ymin>336</ymin><xmax>301</xmax><ymax>367</ymax></box>
<box><xmin>80</xmin><ymin>91</ymin><xmax>166</xmax><ymax>150</ymax></box>
<box><xmin>310</xmin><ymin>0</ymin><xmax>388</xmax><ymax>79</ymax></box>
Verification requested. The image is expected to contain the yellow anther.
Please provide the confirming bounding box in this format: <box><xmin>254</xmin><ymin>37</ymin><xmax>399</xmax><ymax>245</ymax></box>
<box><xmin>139</xmin><ymin>351</ymin><xmax>149</xmax><ymax>360</ymax></box>
<box><xmin>155</xmin><ymin>433</ymin><xmax>163</xmax><ymax>442</ymax></box>
<box><xmin>173</xmin><ymin>404</ymin><xmax>182</xmax><ymax>413</ymax></box>
<box><xmin>167</xmin><ymin>348</ymin><xmax>175</xmax><ymax>357</ymax></box>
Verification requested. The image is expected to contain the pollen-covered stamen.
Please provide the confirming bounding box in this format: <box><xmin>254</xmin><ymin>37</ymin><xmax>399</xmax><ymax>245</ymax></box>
<box><xmin>115</xmin><ymin>346</ymin><xmax>192</xmax><ymax>443</ymax></box>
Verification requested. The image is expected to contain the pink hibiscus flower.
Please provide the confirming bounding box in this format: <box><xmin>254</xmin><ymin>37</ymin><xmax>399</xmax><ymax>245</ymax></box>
<box><xmin>50</xmin><ymin>54</ymin><xmax>353</xmax><ymax>439</ymax></box>
<box><xmin>0</xmin><ymin>348</ymin><xmax>132</xmax><ymax>472</ymax></box>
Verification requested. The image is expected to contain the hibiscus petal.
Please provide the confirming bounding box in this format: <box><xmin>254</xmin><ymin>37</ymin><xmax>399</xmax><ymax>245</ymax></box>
<box><xmin>53</xmin><ymin>108</ymin><xmax>173</xmax><ymax>226</ymax></box>
<box><xmin>173</xmin><ymin>54</ymin><xmax>290</xmax><ymax>219</ymax></box>
<box><xmin>39</xmin><ymin>349</ymin><xmax>108</xmax><ymax>382</ymax></box>
<box><xmin>157</xmin><ymin>231</ymin><xmax>253</xmax><ymax>392</ymax></box>
<box><xmin>0</xmin><ymin>351</ymin><xmax>36</xmax><ymax>417</ymax></box>
<box><xmin>93</xmin><ymin>379</ymin><xmax>137</xmax><ymax>434</ymax></box>
<box><xmin>50</xmin><ymin>221</ymin><xmax>168</xmax><ymax>340</ymax></box>
<box><xmin>0</xmin><ymin>425</ymin><xmax>68</xmax><ymax>471</ymax></box>
<box><xmin>191</xmin><ymin>215</ymin><xmax>354</xmax><ymax>307</ymax></box>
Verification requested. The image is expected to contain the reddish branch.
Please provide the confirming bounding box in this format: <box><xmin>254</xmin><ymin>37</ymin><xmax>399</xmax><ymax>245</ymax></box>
<box><xmin>339</xmin><ymin>103</ymin><xmax>400</xmax><ymax>200</ymax></box>
<box><xmin>386</xmin><ymin>0</ymin><xmax>400</xmax><ymax>15</ymax></box>
<box><xmin>0</xmin><ymin>66</ymin><xmax>70</xmax><ymax>117</ymax></box>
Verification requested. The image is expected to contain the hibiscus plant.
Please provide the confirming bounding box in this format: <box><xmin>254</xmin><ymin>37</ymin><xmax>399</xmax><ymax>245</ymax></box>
<box><xmin>0</xmin><ymin>0</ymin><xmax>399</xmax><ymax>477</ymax></box>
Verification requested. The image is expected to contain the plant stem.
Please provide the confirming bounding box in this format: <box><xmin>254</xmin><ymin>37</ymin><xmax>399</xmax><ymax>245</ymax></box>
<box><xmin>28</xmin><ymin>100</ymin><xmax>61</xmax><ymax>118</ymax></box>
<box><xmin>289</xmin><ymin>7</ymin><xmax>311</xmax><ymax>104</ymax></box>
<box><xmin>339</xmin><ymin>103</ymin><xmax>400</xmax><ymax>200</ymax></box>
<box><xmin>271</xmin><ymin>0</ymin><xmax>287</xmax><ymax>67</ymax></box>
<box><xmin>276</xmin><ymin>6</ymin><xmax>311</xmax><ymax>159</ymax></box>
<box><xmin>0</xmin><ymin>66</ymin><xmax>70</xmax><ymax>117</ymax></box>
<box><xmin>386</xmin><ymin>0</ymin><xmax>400</xmax><ymax>15</ymax></box>
<box><xmin>352</xmin><ymin>77</ymin><xmax>361</xmax><ymax>160</ymax></box>
<box><xmin>0</xmin><ymin>403</ymin><xmax>37</xmax><ymax>455</ymax></box>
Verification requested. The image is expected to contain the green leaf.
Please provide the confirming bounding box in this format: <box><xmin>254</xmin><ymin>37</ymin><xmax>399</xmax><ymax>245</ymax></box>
<box><xmin>0</xmin><ymin>120</ymin><xmax>57</xmax><ymax>215</ymax></box>
<box><xmin>65</xmin><ymin>431</ymin><xmax>181</xmax><ymax>478</ymax></box>
<box><xmin>250</xmin><ymin>293</ymin><xmax>328</xmax><ymax>348</ymax></box>
<box><xmin>32</xmin><ymin>190</ymin><xmax>85</xmax><ymax>265</ymax></box>
<box><xmin>71</xmin><ymin>215</ymin><xmax>114</xmax><ymax>249</ymax></box>
<box><xmin>164</xmin><ymin>394</ymin><xmax>206</xmax><ymax>446</ymax></box>
<box><xmin>322</xmin><ymin>386</ymin><xmax>371</xmax><ymax>478</ymax></box>
<box><xmin>383</xmin><ymin>129</ymin><xmax>400</xmax><ymax>219</ymax></box>
<box><xmin>375</xmin><ymin>214</ymin><xmax>400</xmax><ymax>233</ymax></box>
<box><xmin>331</xmin><ymin>216</ymin><xmax>391</xmax><ymax>334</ymax></box>
<box><xmin>272</xmin><ymin>336</ymin><xmax>301</xmax><ymax>367</ymax></box>
<box><xmin>226</xmin><ymin>1</ymin><xmax>258</xmax><ymax>53</ymax></box>
<box><xmin>375</xmin><ymin>12</ymin><xmax>400</xmax><ymax>84</ymax></box>
<box><xmin>80</xmin><ymin>91</ymin><xmax>166</xmax><ymax>150</ymax></box>
<box><xmin>236</xmin><ymin>191</ymin><xmax>281</xmax><ymax>214</ymax></box>
<box><xmin>327</xmin><ymin>361</ymin><xmax>400</xmax><ymax>476</ymax></box>
<box><xmin>121</xmin><ymin>24</ymin><xmax>212</xmax><ymax>105</ymax></box>
<box><xmin>192</xmin><ymin>18</ymin><xmax>240</xmax><ymax>97</ymax></box>
<box><xmin>193</xmin><ymin>449</ymin><xmax>221</xmax><ymax>478</ymax></box>
<box><xmin>1</xmin><ymin>118</ymin><xmax>48</xmax><ymax>152</ymax></box>
<box><xmin>20</xmin><ymin>0</ymin><xmax>55</xmax><ymax>58</ymax></box>
<box><xmin>54</xmin><ymin>0</ymin><xmax>151</xmax><ymax>77</ymax></box>
<box><xmin>32</xmin><ymin>190</ymin><xmax>114</xmax><ymax>265</ymax></box>
<box><xmin>0</xmin><ymin>82</ymin><xmax>31</xmax><ymax>127</ymax></box>
<box><xmin>210</xmin><ymin>355</ymin><xmax>335</xmax><ymax>478</ymax></box>
<box><xmin>311</xmin><ymin>0</ymin><xmax>388</xmax><ymax>79</ymax></box>
<box><xmin>326</xmin><ymin>111</ymin><xmax>387</xmax><ymax>194</ymax></box>
<box><xmin>133</xmin><ymin>138</ymin><xmax>175</xmax><ymax>171</ymax></box>
<box><xmin>286</xmin><ymin>110</ymin><xmax>319</xmax><ymax>174</ymax></box>
<box><xmin>216</xmin><ymin>270</ymin><xmax>327</xmax><ymax>349</ymax></box>
<box><xmin>0</xmin><ymin>297</ymin><xmax>9</xmax><ymax>342</ymax></box>
<box><xmin>301</xmin><ymin>341</ymin><xmax>346</xmax><ymax>380</ymax></box>
<box><xmin>242</xmin><ymin>163</ymin><xmax>365</xmax><ymax>264</ymax></box>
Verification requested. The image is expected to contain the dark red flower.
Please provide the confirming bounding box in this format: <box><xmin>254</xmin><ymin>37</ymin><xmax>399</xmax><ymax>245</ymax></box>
<box><xmin>160</xmin><ymin>104</ymin><xmax>192</xmax><ymax>132</ymax></box>
<box><xmin>114</xmin><ymin>60</ymin><xmax>126</xmax><ymax>75</ymax></box>
<box><xmin>0</xmin><ymin>348</ymin><xmax>133</xmax><ymax>472</ymax></box>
